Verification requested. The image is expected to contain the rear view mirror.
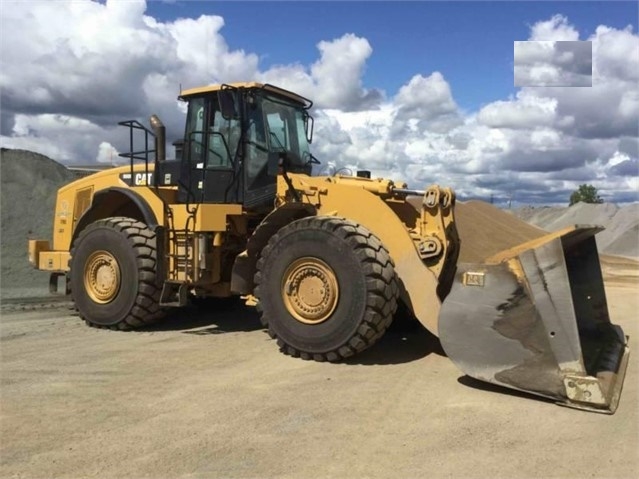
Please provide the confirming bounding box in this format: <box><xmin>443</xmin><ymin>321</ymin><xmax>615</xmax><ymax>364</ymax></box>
<box><xmin>219</xmin><ymin>90</ymin><xmax>237</xmax><ymax>120</ymax></box>
<box><xmin>304</xmin><ymin>112</ymin><xmax>314</xmax><ymax>143</ymax></box>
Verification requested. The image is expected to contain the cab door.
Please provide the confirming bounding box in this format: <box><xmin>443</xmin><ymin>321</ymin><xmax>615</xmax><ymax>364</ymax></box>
<box><xmin>179</xmin><ymin>94</ymin><xmax>241</xmax><ymax>204</ymax></box>
<box><xmin>243</xmin><ymin>96</ymin><xmax>275</xmax><ymax>209</ymax></box>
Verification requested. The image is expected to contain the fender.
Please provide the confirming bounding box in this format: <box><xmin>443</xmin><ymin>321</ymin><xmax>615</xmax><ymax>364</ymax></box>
<box><xmin>72</xmin><ymin>187</ymin><xmax>159</xmax><ymax>245</ymax></box>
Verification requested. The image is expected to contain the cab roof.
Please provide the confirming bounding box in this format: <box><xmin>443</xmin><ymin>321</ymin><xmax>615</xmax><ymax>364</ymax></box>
<box><xmin>178</xmin><ymin>82</ymin><xmax>312</xmax><ymax>108</ymax></box>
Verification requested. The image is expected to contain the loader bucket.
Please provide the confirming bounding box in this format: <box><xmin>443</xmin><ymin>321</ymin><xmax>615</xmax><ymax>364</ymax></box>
<box><xmin>439</xmin><ymin>225</ymin><xmax>630</xmax><ymax>413</ymax></box>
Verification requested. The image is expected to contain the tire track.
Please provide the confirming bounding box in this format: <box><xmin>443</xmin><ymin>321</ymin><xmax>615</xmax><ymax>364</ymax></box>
<box><xmin>1</xmin><ymin>296</ymin><xmax>74</xmax><ymax>313</ymax></box>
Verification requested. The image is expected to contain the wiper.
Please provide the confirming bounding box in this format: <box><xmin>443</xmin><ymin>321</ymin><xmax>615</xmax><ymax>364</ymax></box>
<box><xmin>308</xmin><ymin>153</ymin><xmax>321</xmax><ymax>165</ymax></box>
<box><xmin>269</xmin><ymin>131</ymin><xmax>286</xmax><ymax>151</ymax></box>
<box><xmin>269</xmin><ymin>132</ymin><xmax>301</xmax><ymax>165</ymax></box>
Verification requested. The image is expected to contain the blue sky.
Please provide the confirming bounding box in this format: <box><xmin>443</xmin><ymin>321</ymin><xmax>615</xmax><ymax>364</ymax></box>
<box><xmin>146</xmin><ymin>1</ymin><xmax>639</xmax><ymax>111</ymax></box>
<box><xmin>1</xmin><ymin>0</ymin><xmax>637</xmax><ymax>204</ymax></box>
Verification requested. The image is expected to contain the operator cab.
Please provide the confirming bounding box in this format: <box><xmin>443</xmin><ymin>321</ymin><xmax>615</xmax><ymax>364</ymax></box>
<box><xmin>164</xmin><ymin>83</ymin><xmax>316</xmax><ymax>210</ymax></box>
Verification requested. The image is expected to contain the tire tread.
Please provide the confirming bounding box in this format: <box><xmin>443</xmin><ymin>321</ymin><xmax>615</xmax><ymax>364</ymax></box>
<box><xmin>255</xmin><ymin>216</ymin><xmax>398</xmax><ymax>362</ymax></box>
<box><xmin>69</xmin><ymin>216</ymin><xmax>164</xmax><ymax>330</ymax></box>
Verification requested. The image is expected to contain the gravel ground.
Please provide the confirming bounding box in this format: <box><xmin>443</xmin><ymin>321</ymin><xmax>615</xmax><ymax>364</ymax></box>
<box><xmin>1</xmin><ymin>258</ymin><xmax>637</xmax><ymax>479</ymax></box>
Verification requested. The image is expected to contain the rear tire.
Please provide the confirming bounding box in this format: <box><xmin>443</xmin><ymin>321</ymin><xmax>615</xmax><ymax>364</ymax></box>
<box><xmin>69</xmin><ymin>217</ymin><xmax>164</xmax><ymax>330</ymax></box>
<box><xmin>255</xmin><ymin>216</ymin><xmax>398</xmax><ymax>361</ymax></box>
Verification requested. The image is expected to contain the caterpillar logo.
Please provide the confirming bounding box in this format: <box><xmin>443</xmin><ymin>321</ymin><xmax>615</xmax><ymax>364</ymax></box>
<box><xmin>119</xmin><ymin>172</ymin><xmax>153</xmax><ymax>186</ymax></box>
<box><xmin>134</xmin><ymin>173</ymin><xmax>153</xmax><ymax>186</ymax></box>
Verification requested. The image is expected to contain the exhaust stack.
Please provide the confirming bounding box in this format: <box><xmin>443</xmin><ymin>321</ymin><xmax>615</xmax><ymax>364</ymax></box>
<box><xmin>149</xmin><ymin>114</ymin><xmax>166</xmax><ymax>163</ymax></box>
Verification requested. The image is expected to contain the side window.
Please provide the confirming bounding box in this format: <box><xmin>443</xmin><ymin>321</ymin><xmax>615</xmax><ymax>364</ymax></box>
<box><xmin>266</xmin><ymin>111</ymin><xmax>289</xmax><ymax>149</ymax></box>
<box><xmin>184</xmin><ymin>97</ymin><xmax>206</xmax><ymax>164</ymax></box>
<box><xmin>295</xmin><ymin>114</ymin><xmax>310</xmax><ymax>160</ymax></box>
<box><xmin>245</xmin><ymin>101</ymin><xmax>271</xmax><ymax>190</ymax></box>
<box><xmin>207</xmin><ymin>95</ymin><xmax>239</xmax><ymax>169</ymax></box>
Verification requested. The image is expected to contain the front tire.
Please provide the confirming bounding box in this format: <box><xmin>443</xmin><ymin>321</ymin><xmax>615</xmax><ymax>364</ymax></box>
<box><xmin>69</xmin><ymin>217</ymin><xmax>164</xmax><ymax>329</ymax></box>
<box><xmin>255</xmin><ymin>216</ymin><xmax>398</xmax><ymax>361</ymax></box>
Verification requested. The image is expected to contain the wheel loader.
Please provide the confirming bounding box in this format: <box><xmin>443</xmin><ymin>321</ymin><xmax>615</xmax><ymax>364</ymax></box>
<box><xmin>28</xmin><ymin>82</ymin><xmax>629</xmax><ymax>413</ymax></box>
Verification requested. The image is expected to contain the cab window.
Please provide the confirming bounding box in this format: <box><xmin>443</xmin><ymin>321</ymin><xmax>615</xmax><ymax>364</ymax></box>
<box><xmin>207</xmin><ymin>96</ymin><xmax>239</xmax><ymax>169</ymax></box>
<box><xmin>184</xmin><ymin>97</ymin><xmax>205</xmax><ymax>164</ymax></box>
<box><xmin>184</xmin><ymin>95</ymin><xmax>238</xmax><ymax>169</ymax></box>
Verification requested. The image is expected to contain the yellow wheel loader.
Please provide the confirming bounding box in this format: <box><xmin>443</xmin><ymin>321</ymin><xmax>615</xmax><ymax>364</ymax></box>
<box><xmin>28</xmin><ymin>82</ymin><xmax>629</xmax><ymax>413</ymax></box>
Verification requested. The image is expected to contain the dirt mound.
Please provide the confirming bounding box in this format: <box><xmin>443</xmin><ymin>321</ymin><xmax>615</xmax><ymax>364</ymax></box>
<box><xmin>455</xmin><ymin>200</ymin><xmax>547</xmax><ymax>262</ymax></box>
<box><xmin>513</xmin><ymin>203</ymin><xmax>639</xmax><ymax>259</ymax></box>
<box><xmin>0</xmin><ymin>148</ymin><xmax>76</xmax><ymax>297</ymax></box>
<box><xmin>407</xmin><ymin>198</ymin><xmax>548</xmax><ymax>262</ymax></box>
<box><xmin>418</xmin><ymin>199</ymin><xmax>638</xmax><ymax>263</ymax></box>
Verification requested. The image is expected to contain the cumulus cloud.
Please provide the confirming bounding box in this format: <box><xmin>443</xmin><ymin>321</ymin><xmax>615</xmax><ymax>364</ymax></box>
<box><xmin>393</xmin><ymin>73</ymin><xmax>463</xmax><ymax>134</ymax></box>
<box><xmin>0</xmin><ymin>3</ymin><xmax>637</xmax><ymax>205</ymax></box>
<box><xmin>260</xmin><ymin>33</ymin><xmax>383</xmax><ymax>110</ymax></box>
<box><xmin>594</xmin><ymin>25</ymin><xmax>639</xmax><ymax>83</ymax></box>
<box><xmin>96</xmin><ymin>142</ymin><xmax>119</xmax><ymax>164</ymax></box>
<box><xmin>0</xmin><ymin>1</ymin><xmax>381</xmax><ymax>154</ymax></box>
<box><xmin>471</xmin><ymin>14</ymin><xmax>638</xmax><ymax>203</ymax></box>
<box><xmin>0</xmin><ymin>0</ymin><xmax>263</xmax><ymax>156</ymax></box>
<box><xmin>514</xmin><ymin>40</ymin><xmax>592</xmax><ymax>86</ymax></box>
<box><xmin>316</xmin><ymin>14</ymin><xmax>637</xmax><ymax>204</ymax></box>
<box><xmin>478</xmin><ymin>93</ymin><xmax>559</xmax><ymax>129</ymax></box>
<box><xmin>529</xmin><ymin>14</ymin><xmax>580</xmax><ymax>41</ymax></box>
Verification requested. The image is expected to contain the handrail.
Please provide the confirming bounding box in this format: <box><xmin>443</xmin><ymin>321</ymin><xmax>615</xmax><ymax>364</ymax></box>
<box><xmin>117</xmin><ymin>120</ymin><xmax>156</xmax><ymax>188</ymax></box>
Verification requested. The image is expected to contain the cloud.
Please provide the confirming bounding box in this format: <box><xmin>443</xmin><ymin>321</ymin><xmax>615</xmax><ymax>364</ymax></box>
<box><xmin>0</xmin><ymin>4</ymin><xmax>637</xmax><ymax>205</ymax></box>
<box><xmin>260</xmin><ymin>33</ymin><xmax>383</xmax><ymax>110</ymax></box>
<box><xmin>0</xmin><ymin>0</ymin><xmax>263</xmax><ymax>149</ymax></box>
<box><xmin>529</xmin><ymin>14</ymin><xmax>580</xmax><ymax>41</ymax></box>
<box><xmin>96</xmin><ymin>142</ymin><xmax>119</xmax><ymax>164</ymax></box>
<box><xmin>477</xmin><ymin>93</ymin><xmax>559</xmax><ymax>129</ymax></box>
<box><xmin>393</xmin><ymin>73</ymin><xmax>463</xmax><ymax>134</ymax></box>
<box><xmin>594</xmin><ymin>25</ymin><xmax>639</xmax><ymax>82</ymax></box>
<box><xmin>514</xmin><ymin>40</ymin><xmax>592</xmax><ymax>87</ymax></box>
<box><xmin>470</xmin><ymin>14</ymin><xmax>638</xmax><ymax>203</ymax></box>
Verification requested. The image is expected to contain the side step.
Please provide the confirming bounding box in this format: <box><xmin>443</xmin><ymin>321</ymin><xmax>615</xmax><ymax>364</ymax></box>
<box><xmin>160</xmin><ymin>280</ymin><xmax>188</xmax><ymax>307</ymax></box>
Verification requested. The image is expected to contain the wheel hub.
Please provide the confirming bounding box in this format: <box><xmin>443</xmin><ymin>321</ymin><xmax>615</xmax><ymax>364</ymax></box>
<box><xmin>282</xmin><ymin>257</ymin><xmax>339</xmax><ymax>324</ymax></box>
<box><xmin>84</xmin><ymin>250</ymin><xmax>121</xmax><ymax>304</ymax></box>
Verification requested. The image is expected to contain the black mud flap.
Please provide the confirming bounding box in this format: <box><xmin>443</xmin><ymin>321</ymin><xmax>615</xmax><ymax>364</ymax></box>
<box><xmin>439</xmin><ymin>225</ymin><xmax>630</xmax><ymax>414</ymax></box>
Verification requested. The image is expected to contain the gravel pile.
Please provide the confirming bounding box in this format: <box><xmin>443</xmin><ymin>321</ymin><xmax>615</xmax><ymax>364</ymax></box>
<box><xmin>454</xmin><ymin>200</ymin><xmax>547</xmax><ymax>262</ymax></box>
<box><xmin>513</xmin><ymin>202</ymin><xmax>639</xmax><ymax>259</ymax></box>
<box><xmin>0</xmin><ymin>149</ymin><xmax>76</xmax><ymax>298</ymax></box>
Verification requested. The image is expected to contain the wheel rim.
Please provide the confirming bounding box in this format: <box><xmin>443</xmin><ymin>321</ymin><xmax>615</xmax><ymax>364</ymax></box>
<box><xmin>84</xmin><ymin>250</ymin><xmax>121</xmax><ymax>304</ymax></box>
<box><xmin>282</xmin><ymin>257</ymin><xmax>339</xmax><ymax>324</ymax></box>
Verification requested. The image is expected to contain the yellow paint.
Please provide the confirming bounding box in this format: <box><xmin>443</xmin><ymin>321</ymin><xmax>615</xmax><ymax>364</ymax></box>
<box><xmin>83</xmin><ymin>250</ymin><xmax>120</xmax><ymax>303</ymax></box>
<box><xmin>28</xmin><ymin>240</ymin><xmax>50</xmax><ymax>267</ymax></box>
<box><xmin>33</xmin><ymin>158</ymin><xmax>461</xmax><ymax>338</ymax></box>
<box><xmin>38</xmin><ymin>251</ymin><xmax>70</xmax><ymax>271</ymax></box>
<box><xmin>277</xmin><ymin>173</ymin><xmax>446</xmax><ymax>335</ymax></box>
<box><xmin>51</xmin><ymin>164</ymin><xmax>169</xmax><ymax>251</ymax></box>
<box><xmin>485</xmin><ymin>225</ymin><xmax>587</xmax><ymax>264</ymax></box>
<box><xmin>29</xmin><ymin>80</ymin><xmax>460</xmax><ymax>340</ymax></box>
<box><xmin>166</xmin><ymin>204</ymin><xmax>243</xmax><ymax>236</ymax></box>
<box><xmin>196</xmin><ymin>204</ymin><xmax>242</xmax><ymax>231</ymax></box>
<box><xmin>281</xmin><ymin>257</ymin><xmax>339</xmax><ymax>324</ymax></box>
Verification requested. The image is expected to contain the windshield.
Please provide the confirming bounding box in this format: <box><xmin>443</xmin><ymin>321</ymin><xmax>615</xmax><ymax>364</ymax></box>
<box><xmin>261</xmin><ymin>94</ymin><xmax>312</xmax><ymax>166</ymax></box>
